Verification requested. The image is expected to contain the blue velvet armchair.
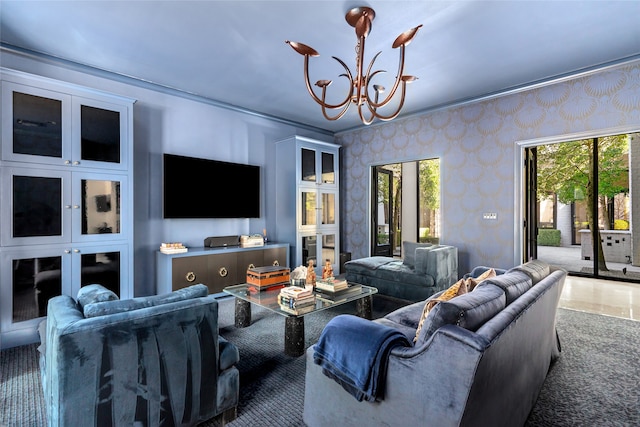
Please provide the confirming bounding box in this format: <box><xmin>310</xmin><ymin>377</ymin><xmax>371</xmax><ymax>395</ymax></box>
<box><xmin>38</xmin><ymin>284</ymin><xmax>239</xmax><ymax>426</ymax></box>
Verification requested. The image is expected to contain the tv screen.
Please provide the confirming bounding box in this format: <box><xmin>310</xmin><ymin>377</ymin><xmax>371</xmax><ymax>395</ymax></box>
<box><xmin>163</xmin><ymin>153</ymin><xmax>260</xmax><ymax>218</ymax></box>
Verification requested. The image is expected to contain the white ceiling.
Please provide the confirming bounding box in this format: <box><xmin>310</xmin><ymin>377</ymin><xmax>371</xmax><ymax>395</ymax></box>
<box><xmin>1</xmin><ymin>1</ymin><xmax>639</xmax><ymax>134</ymax></box>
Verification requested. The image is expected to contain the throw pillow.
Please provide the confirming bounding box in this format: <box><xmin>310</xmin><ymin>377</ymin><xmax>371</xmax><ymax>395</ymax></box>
<box><xmin>413</xmin><ymin>268</ymin><xmax>496</xmax><ymax>343</ymax></box>
<box><xmin>466</xmin><ymin>267</ymin><xmax>497</xmax><ymax>291</ymax></box>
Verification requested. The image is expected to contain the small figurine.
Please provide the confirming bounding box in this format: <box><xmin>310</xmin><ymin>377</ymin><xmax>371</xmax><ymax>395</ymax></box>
<box><xmin>322</xmin><ymin>259</ymin><xmax>333</xmax><ymax>279</ymax></box>
<box><xmin>305</xmin><ymin>259</ymin><xmax>316</xmax><ymax>287</ymax></box>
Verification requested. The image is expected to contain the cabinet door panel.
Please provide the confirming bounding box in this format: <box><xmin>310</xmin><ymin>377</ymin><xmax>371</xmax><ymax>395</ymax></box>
<box><xmin>73</xmin><ymin>96</ymin><xmax>128</xmax><ymax>170</ymax></box>
<box><xmin>1</xmin><ymin>167</ymin><xmax>72</xmax><ymax>246</ymax></box>
<box><xmin>76</xmin><ymin>248</ymin><xmax>124</xmax><ymax>298</ymax></box>
<box><xmin>1</xmin><ymin>82</ymin><xmax>72</xmax><ymax>165</ymax></box>
<box><xmin>237</xmin><ymin>250</ymin><xmax>264</xmax><ymax>272</ymax></box>
<box><xmin>72</xmin><ymin>172</ymin><xmax>128</xmax><ymax>243</ymax></box>
<box><xmin>171</xmin><ymin>255</ymin><xmax>210</xmax><ymax>291</ymax></box>
<box><xmin>263</xmin><ymin>247</ymin><xmax>288</xmax><ymax>268</ymax></box>
<box><xmin>1</xmin><ymin>247</ymin><xmax>72</xmax><ymax>328</ymax></box>
<box><xmin>207</xmin><ymin>253</ymin><xmax>238</xmax><ymax>293</ymax></box>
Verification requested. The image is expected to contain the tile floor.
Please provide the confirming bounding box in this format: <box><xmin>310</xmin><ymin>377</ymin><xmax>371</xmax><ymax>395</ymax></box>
<box><xmin>559</xmin><ymin>275</ymin><xmax>640</xmax><ymax>321</ymax></box>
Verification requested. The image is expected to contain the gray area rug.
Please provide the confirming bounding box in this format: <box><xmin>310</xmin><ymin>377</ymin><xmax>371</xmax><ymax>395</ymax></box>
<box><xmin>2</xmin><ymin>297</ymin><xmax>639</xmax><ymax>426</ymax></box>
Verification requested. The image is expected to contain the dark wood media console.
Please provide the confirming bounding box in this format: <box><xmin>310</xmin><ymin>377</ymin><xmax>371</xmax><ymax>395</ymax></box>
<box><xmin>156</xmin><ymin>243</ymin><xmax>289</xmax><ymax>295</ymax></box>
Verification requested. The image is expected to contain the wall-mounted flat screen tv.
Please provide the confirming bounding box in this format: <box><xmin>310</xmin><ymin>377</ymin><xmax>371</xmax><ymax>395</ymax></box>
<box><xmin>163</xmin><ymin>153</ymin><xmax>260</xmax><ymax>218</ymax></box>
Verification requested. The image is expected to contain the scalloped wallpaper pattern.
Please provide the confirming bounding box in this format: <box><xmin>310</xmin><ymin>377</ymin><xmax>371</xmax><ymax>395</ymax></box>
<box><xmin>336</xmin><ymin>62</ymin><xmax>640</xmax><ymax>274</ymax></box>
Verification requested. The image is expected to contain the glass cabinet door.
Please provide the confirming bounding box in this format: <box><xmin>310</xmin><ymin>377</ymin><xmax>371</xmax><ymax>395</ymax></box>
<box><xmin>1</xmin><ymin>82</ymin><xmax>72</xmax><ymax>165</ymax></box>
<box><xmin>301</xmin><ymin>190</ymin><xmax>317</xmax><ymax>226</ymax></box>
<box><xmin>321</xmin><ymin>151</ymin><xmax>335</xmax><ymax>184</ymax></box>
<box><xmin>72</xmin><ymin>96</ymin><xmax>128</xmax><ymax>170</ymax></box>
<box><xmin>321</xmin><ymin>191</ymin><xmax>336</xmax><ymax>225</ymax></box>
<box><xmin>72</xmin><ymin>244</ymin><xmax>129</xmax><ymax>298</ymax></box>
<box><xmin>0</xmin><ymin>247</ymin><xmax>72</xmax><ymax>330</ymax></box>
<box><xmin>320</xmin><ymin>233</ymin><xmax>338</xmax><ymax>268</ymax></box>
<box><xmin>300</xmin><ymin>234</ymin><xmax>317</xmax><ymax>268</ymax></box>
<box><xmin>73</xmin><ymin>172</ymin><xmax>128</xmax><ymax>242</ymax></box>
<box><xmin>1</xmin><ymin>167</ymin><xmax>72</xmax><ymax>246</ymax></box>
<box><xmin>301</xmin><ymin>147</ymin><xmax>316</xmax><ymax>182</ymax></box>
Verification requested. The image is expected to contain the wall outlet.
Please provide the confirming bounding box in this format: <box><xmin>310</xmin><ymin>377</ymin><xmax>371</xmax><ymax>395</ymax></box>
<box><xmin>483</xmin><ymin>212</ymin><xmax>498</xmax><ymax>220</ymax></box>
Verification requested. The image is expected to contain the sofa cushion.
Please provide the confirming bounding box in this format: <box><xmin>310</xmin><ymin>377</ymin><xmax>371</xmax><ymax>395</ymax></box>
<box><xmin>415</xmin><ymin>284</ymin><xmax>506</xmax><ymax>343</ymax></box>
<box><xmin>83</xmin><ymin>284</ymin><xmax>209</xmax><ymax>318</ymax></box>
<box><xmin>344</xmin><ymin>256</ymin><xmax>397</xmax><ymax>274</ymax></box>
<box><xmin>76</xmin><ymin>284</ymin><xmax>119</xmax><ymax>310</ymax></box>
<box><xmin>476</xmin><ymin>271</ymin><xmax>532</xmax><ymax>305</ymax></box>
<box><xmin>507</xmin><ymin>259</ymin><xmax>550</xmax><ymax>285</ymax></box>
<box><xmin>413</xmin><ymin>268</ymin><xmax>496</xmax><ymax>342</ymax></box>
<box><xmin>402</xmin><ymin>241</ymin><xmax>432</xmax><ymax>268</ymax></box>
<box><xmin>373</xmin><ymin>261</ymin><xmax>435</xmax><ymax>287</ymax></box>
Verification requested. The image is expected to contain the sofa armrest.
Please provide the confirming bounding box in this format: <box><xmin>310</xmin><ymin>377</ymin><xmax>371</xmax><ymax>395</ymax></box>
<box><xmin>424</xmin><ymin>245</ymin><xmax>458</xmax><ymax>290</ymax></box>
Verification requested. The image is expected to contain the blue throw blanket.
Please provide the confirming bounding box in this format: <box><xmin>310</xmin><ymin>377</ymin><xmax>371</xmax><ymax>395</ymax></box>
<box><xmin>313</xmin><ymin>314</ymin><xmax>411</xmax><ymax>402</ymax></box>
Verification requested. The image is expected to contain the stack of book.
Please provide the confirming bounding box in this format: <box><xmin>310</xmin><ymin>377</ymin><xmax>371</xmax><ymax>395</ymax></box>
<box><xmin>278</xmin><ymin>286</ymin><xmax>316</xmax><ymax>315</ymax></box>
<box><xmin>315</xmin><ymin>277</ymin><xmax>349</xmax><ymax>292</ymax></box>
<box><xmin>160</xmin><ymin>242</ymin><xmax>187</xmax><ymax>254</ymax></box>
<box><xmin>314</xmin><ymin>278</ymin><xmax>362</xmax><ymax>303</ymax></box>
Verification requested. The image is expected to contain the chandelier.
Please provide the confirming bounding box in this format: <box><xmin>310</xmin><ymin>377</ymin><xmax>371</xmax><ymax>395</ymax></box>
<box><xmin>286</xmin><ymin>6</ymin><xmax>422</xmax><ymax>125</ymax></box>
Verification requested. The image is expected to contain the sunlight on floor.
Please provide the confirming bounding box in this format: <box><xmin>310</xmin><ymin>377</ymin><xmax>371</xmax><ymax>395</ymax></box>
<box><xmin>559</xmin><ymin>276</ymin><xmax>640</xmax><ymax>321</ymax></box>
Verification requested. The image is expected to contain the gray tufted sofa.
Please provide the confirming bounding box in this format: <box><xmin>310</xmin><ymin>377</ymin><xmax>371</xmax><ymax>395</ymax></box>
<box><xmin>38</xmin><ymin>284</ymin><xmax>239</xmax><ymax>426</ymax></box>
<box><xmin>344</xmin><ymin>242</ymin><xmax>458</xmax><ymax>301</ymax></box>
<box><xmin>304</xmin><ymin>260</ymin><xmax>567</xmax><ymax>427</ymax></box>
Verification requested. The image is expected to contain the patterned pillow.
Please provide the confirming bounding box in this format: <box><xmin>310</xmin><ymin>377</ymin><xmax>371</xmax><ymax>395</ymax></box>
<box><xmin>413</xmin><ymin>268</ymin><xmax>496</xmax><ymax>342</ymax></box>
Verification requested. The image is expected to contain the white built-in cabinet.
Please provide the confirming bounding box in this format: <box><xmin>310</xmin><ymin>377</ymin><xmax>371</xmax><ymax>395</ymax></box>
<box><xmin>0</xmin><ymin>68</ymin><xmax>135</xmax><ymax>349</ymax></box>
<box><xmin>275</xmin><ymin>136</ymin><xmax>340</xmax><ymax>276</ymax></box>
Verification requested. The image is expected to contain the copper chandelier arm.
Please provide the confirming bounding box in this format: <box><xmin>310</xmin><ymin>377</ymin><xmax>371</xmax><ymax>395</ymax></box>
<box><xmin>365</xmin><ymin>81</ymin><xmax>408</xmax><ymax>121</ymax></box>
<box><xmin>366</xmin><ymin>45</ymin><xmax>406</xmax><ymax>109</ymax></box>
<box><xmin>301</xmin><ymin>54</ymin><xmax>353</xmax><ymax>110</ymax></box>
<box><xmin>320</xmin><ymin>89</ymin><xmax>352</xmax><ymax>121</ymax></box>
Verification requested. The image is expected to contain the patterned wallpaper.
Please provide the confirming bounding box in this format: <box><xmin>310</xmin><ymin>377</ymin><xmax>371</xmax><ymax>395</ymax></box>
<box><xmin>336</xmin><ymin>61</ymin><xmax>640</xmax><ymax>275</ymax></box>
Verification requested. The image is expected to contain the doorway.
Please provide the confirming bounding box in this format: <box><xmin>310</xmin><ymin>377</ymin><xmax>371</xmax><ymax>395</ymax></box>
<box><xmin>371</xmin><ymin>165</ymin><xmax>396</xmax><ymax>256</ymax></box>
<box><xmin>370</xmin><ymin>159</ymin><xmax>441</xmax><ymax>258</ymax></box>
<box><xmin>524</xmin><ymin>132</ymin><xmax>640</xmax><ymax>282</ymax></box>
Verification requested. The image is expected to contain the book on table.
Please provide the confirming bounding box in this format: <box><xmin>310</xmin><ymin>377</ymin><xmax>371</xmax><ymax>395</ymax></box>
<box><xmin>315</xmin><ymin>284</ymin><xmax>363</xmax><ymax>303</ymax></box>
<box><xmin>279</xmin><ymin>286</ymin><xmax>313</xmax><ymax>299</ymax></box>
<box><xmin>278</xmin><ymin>294</ymin><xmax>315</xmax><ymax>308</ymax></box>
<box><xmin>279</xmin><ymin>303</ymin><xmax>316</xmax><ymax>315</ymax></box>
<box><xmin>315</xmin><ymin>278</ymin><xmax>349</xmax><ymax>292</ymax></box>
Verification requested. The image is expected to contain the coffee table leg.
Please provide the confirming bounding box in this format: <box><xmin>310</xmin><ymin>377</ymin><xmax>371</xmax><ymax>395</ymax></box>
<box><xmin>234</xmin><ymin>298</ymin><xmax>251</xmax><ymax>328</ymax></box>
<box><xmin>284</xmin><ymin>316</ymin><xmax>305</xmax><ymax>357</ymax></box>
<box><xmin>356</xmin><ymin>295</ymin><xmax>373</xmax><ymax>320</ymax></box>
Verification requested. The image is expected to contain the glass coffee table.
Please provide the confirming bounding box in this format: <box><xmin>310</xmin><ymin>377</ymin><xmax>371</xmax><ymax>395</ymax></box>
<box><xmin>223</xmin><ymin>283</ymin><xmax>378</xmax><ymax>356</ymax></box>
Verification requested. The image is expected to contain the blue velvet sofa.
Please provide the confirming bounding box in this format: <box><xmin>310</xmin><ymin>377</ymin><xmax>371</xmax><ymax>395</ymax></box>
<box><xmin>344</xmin><ymin>242</ymin><xmax>458</xmax><ymax>301</ymax></box>
<box><xmin>38</xmin><ymin>284</ymin><xmax>239</xmax><ymax>427</ymax></box>
<box><xmin>304</xmin><ymin>260</ymin><xmax>567</xmax><ymax>427</ymax></box>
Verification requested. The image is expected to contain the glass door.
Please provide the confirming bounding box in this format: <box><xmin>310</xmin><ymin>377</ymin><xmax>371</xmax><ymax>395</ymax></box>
<box><xmin>372</xmin><ymin>166</ymin><xmax>393</xmax><ymax>256</ymax></box>
<box><xmin>528</xmin><ymin>132</ymin><xmax>639</xmax><ymax>282</ymax></box>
